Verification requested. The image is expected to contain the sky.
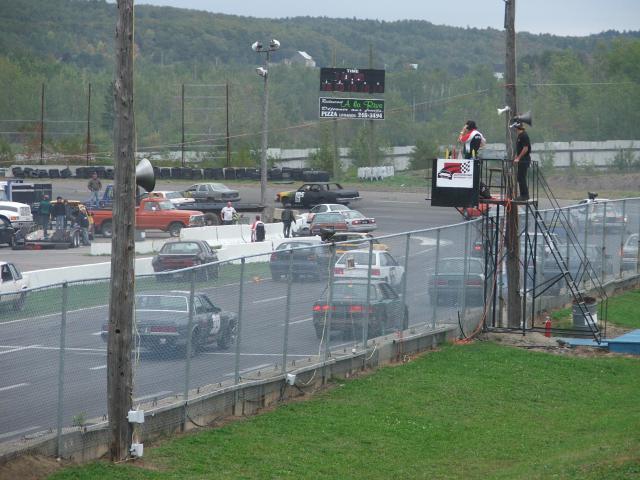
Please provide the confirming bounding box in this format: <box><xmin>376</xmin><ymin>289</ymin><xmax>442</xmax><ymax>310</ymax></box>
<box><xmin>130</xmin><ymin>0</ymin><xmax>639</xmax><ymax>36</ymax></box>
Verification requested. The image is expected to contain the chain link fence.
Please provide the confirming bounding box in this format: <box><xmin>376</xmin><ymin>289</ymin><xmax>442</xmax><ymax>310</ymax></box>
<box><xmin>1</xmin><ymin>198</ymin><xmax>639</xmax><ymax>454</ymax></box>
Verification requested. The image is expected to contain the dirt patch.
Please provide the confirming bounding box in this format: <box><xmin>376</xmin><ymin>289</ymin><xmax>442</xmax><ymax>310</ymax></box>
<box><xmin>0</xmin><ymin>455</ymin><xmax>69</xmax><ymax>480</ymax></box>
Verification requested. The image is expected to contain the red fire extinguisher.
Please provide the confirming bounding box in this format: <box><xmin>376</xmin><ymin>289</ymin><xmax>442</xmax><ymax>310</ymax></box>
<box><xmin>544</xmin><ymin>317</ymin><xmax>552</xmax><ymax>338</ymax></box>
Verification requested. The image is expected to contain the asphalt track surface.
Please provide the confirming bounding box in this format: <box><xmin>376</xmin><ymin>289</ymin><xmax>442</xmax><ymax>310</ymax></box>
<box><xmin>0</xmin><ymin>179</ymin><xmax>467</xmax><ymax>443</ymax></box>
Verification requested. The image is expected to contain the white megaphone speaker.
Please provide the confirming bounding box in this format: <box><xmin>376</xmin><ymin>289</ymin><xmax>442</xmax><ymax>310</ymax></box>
<box><xmin>497</xmin><ymin>106</ymin><xmax>510</xmax><ymax>115</ymax></box>
<box><xmin>135</xmin><ymin>158</ymin><xmax>156</xmax><ymax>193</ymax></box>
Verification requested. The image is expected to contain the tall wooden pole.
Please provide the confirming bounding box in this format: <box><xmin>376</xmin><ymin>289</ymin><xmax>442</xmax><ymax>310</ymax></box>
<box><xmin>108</xmin><ymin>0</ymin><xmax>135</xmax><ymax>461</ymax></box>
<box><xmin>181</xmin><ymin>83</ymin><xmax>185</xmax><ymax>167</ymax></box>
<box><xmin>504</xmin><ymin>0</ymin><xmax>521</xmax><ymax>328</ymax></box>
<box><xmin>226</xmin><ymin>82</ymin><xmax>231</xmax><ymax>167</ymax></box>
<box><xmin>368</xmin><ymin>44</ymin><xmax>375</xmax><ymax>167</ymax></box>
<box><xmin>259</xmin><ymin>51</ymin><xmax>270</xmax><ymax>207</ymax></box>
<box><xmin>40</xmin><ymin>83</ymin><xmax>45</xmax><ymax>165</ymax></box>
<box><xmin>86</xmin><ymin>83</ymin><xmax>92</xmax><ymax>166</ymax></box>
<box><xmin>332</xmin><ymin>47</ymin><xmax>339</xmax><ymax>180</ymax></box>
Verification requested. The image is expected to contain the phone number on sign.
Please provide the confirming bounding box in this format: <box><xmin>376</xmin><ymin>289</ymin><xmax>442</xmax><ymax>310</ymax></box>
<box><xmin>357</xmin><ymin>112</ymin><xmax>384</xmax><ymax>119</ymax></box>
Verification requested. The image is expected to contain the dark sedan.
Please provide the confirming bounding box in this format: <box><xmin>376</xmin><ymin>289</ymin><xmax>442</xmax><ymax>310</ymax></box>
<box><xmin>152</xmin><ymin>240</ymin><xmax>219</xmax><ymax>281</ymax></box>
<box><xmin>312</xmin><ymin>280</ymin><xmax>408</xmax><ymax>340</ymax></box>
<box><xmin>101</xmin><ymin>291</ymin><xmax>238</xmax><ymax>355</ymax></box>
<box><xmin>428</xmin><ymin>257</ymin><xmax>485</xmax><ymax>306</ymax></box>
<box><xmin>270</xmin><ymin>239</ymin><xmax>331</xmax><ymax>281</ymax></box>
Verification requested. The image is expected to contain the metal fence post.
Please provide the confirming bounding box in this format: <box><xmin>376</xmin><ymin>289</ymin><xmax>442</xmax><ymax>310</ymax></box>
<box><xmin>182</xmin><ymin>270</ymin><xmax>196</xmax><ymax>430</ymax></box>
<box><xmin>281</xmin><ymin>249</ymin><xmax>293</xmax><ymax>374</ymax></box>
<box><xmin>431</xmin><ymin>229</ymin><xmax>441</xmax><ymax>330</ymax></box>
<box><xmin>601</xmin><ymin>202</ymin><xmax>607</xmax><ymax>283</ymax></box>
<box><xmin>234</xmin><ymin>259</ymin><xmax>245</xmax><ymax>385</ymax></box>
<box><xmin>619</xmin><ymin>200</ymin><xmax>626</xmax><ymax>278</ymax></box>
<box><xmin>583</xmin><ymin>207</ymin><xmax>590</xmax><ymax>290</ymax></box>
<box><xmin>461</xmin><ymin>222</ymin><xmax>470</xmax><ymax>316</ymax></box>
<box><xmin>56</xmin><ymin>282</ymin><xmax>68</xmax><ymax>458</ymax></box>
<box><xmin>401</xmin><ymin>233</ymin><xmax>411</xmax><ymax>330</ymax></box>
<box><xmin>363</xmin><ymin>241</ymin><xmax>374</xmax><ymax>348</ymax></box>
<box><xmin>324</xmin><ymin>247</ymin><xmax>336</xmax><ymax>371</ymax></box>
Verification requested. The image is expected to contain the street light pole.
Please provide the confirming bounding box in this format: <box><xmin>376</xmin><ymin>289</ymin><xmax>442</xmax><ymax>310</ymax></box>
<box><xmin>259</xmin><ymin>50</ymin><xmax>270</xmax><ymax>207</ymax></box>
<box><xmin>252</xmin><ymin>39</ymin><xmax>280</xmax><ymax>207</ymax></box>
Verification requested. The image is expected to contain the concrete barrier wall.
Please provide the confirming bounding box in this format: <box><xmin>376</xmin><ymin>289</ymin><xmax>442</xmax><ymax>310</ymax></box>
<box><xmin>25</xmin><ymin>257</ymin><xmax>154</xmax><ymax>289</ymax></box>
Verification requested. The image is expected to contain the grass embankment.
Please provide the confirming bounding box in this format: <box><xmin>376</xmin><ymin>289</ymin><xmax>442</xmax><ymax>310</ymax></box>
<box><xmin>49</xmin><ymin>341</ymin><xmax>640</xmax><ymax>478</ymax></box>
<box><xmin>551</xmin><ymin>288</ymin><xmax>640</xmax><ymax>331</ymax></box>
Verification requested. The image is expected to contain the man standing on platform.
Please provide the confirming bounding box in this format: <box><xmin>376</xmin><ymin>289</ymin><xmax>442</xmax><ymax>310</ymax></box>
<box><xmin>513</xmin><ymin>122</ymin><xmax>531</xmax><ymax>201</ymax></box>
<box><xmin>458</xmin><ymin>120</ymin><xmax>486</xmax><ymax>159</ymax></box>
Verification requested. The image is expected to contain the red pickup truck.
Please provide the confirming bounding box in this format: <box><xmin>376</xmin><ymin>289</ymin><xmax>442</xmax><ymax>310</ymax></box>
<box><xmin>91</xmin><ymin>198</ymin><xmax>205</xmax><ymax>237</ymax></box>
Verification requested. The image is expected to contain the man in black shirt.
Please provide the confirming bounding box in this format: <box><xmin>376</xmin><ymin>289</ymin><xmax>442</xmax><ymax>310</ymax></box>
<box><xmin>513</xmin><ymin>122</ymin><xmax>531</xmax><ymax>201</ymax></box>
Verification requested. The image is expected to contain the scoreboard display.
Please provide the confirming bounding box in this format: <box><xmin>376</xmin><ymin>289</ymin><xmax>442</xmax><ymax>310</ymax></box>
<box><xmin>320</xmin><ymin>68</ymin><xmax>385</xmax><ymax>93</ymax></box>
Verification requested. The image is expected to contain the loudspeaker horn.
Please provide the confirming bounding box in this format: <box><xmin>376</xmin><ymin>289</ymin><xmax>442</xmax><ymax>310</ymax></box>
<box><xmin>512</xmin><ymin>110</ymin><xmax>532</xmax><ymax>126</ymax></box>
<box><xmin>497</xmin><ymin>106</ymin><xmax>510</xmax><ymax>115</ymax></box>
<box><xmin>136</xmin><ymin>158</ymin><xmax>156</xmax><ymax>193</ymax></box>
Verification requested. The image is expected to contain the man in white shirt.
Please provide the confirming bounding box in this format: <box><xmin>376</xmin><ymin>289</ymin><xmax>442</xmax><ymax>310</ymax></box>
<box><xmin>220</xmin><ymin>201</ymin><xmax>237</xmax><ymax>225</ymax></box>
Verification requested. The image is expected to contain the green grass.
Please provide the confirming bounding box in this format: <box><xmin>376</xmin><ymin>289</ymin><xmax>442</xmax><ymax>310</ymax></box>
<box><xmin>48</xmin><ymin>341</ymin><xmax>640</xmax><ymax>480</ymax></box>
<box><xmin>551</xmin><ymin>288</ymin><xmax>640</xmax><ymax>330</ymax></box>
<box><xmin>0</xmin><ymin>263</ymin><xmax>271</xmax><ymax>323</ymax></box>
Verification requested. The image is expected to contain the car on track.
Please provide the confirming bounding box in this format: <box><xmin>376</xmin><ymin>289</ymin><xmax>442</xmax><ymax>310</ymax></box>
<box><xmin>569</xmin><ymin>197</ymin><xmax>627</xmax><ymax>232</ymax></box>
<box><xmin>276</xmin><ymin>182</ymin><xmax>360</xmax><ymax>208</ymax></box>
<box><xmin>341</xmin><ymin>209</ymin><xmax>377</xmax><ymax>232</ymax></box>
<box><xmin>101</xmin><ymin>291</ymin><xmax>237</xmax><ymax>355</ymax></box>
<box><xmin>184</xmin><ymin>183</ymin><xmax>241</xmax><ymax>202</ymax></box>
<box><xmin>621</xmin><ymin>233</ymin><xmax>638</xmax><ymax>271</ymax></box>
<box><xmin>152</xmin><ymin>240</ymin><xmax>219</xmax><ymax>281</ymax></box>
<box><xmin>333</xmin><ymin>250</ymin><xmax>405</xmax><ymax>289</ymax></box>
<box><xmin>269</xmin><ymin>238</ymin><xmax>331</xmax><ymax>281</ymax></box>
<box><xmin>428</xmin><ymin>257</ymin><xmax>484</xmax><ymax>306</ymax></box>
<box><xmin>0</xmin><ymin>262</ymin><xmax>28</xmax><ymax>311</ymax></box>
<box><xmin>309</xmin><ymin>212</ymin><xmax>349</xmax><ymax>237</ymax></box>
<box><xmin>312</xmin><ymin>279</ymin><xmax>408</xmax><ymax>339</ymax></box>
<box><xmin>307</xmin><ymin>203</ymin><xmax>351</xmax><ymax>223</ymax></box>
<box><xmin>291</xmin><ymin>212</ymin><xmax>312</xmax><ymax>237</ymax></box>
<box><xmin>144</xmin><ymin>190</ymin><xmax>196</xmax><ymax>206</ymax></box>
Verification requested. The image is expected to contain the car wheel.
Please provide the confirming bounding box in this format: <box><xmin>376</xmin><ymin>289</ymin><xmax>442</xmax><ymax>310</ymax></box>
<box><xmin>70</xmin><ymin>231</ymin><xmax>80</xmax><ymax>248</ymax></box>
<box><xmin>13</xmin><ymin>293</ymin><xmax>26</xmax><ymax>311</ymax></box>
<box><xmin>101</xmin><ymin>220</ymin><xmax>113</xmax><ymax>238</ymax></box>
<box><xmin>204</xmin><ymin>213</ymin><xmax>219</xmax><ymax>226</ymax></box>
<box><xmin>196</xmin><ymin>266</ymin><xmax>209</xmax><ymax>282</ymax></box>
<box><xmin>168</xmin><ymin>222</ymin><xmax>184</xmax><ymax>237</ymax></box>
<box><xmin>217</xmin><ymin>322</ymin><xmax>237</xmax><ymax>350</ymax></box>
<box><xmin>209</xmin><ymin>265</ymin><xmax>219</xmax><ymax>280</ymax></box>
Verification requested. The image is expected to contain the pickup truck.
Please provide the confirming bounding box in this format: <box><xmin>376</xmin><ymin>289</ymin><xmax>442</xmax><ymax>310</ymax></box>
<box><xmin>91</xmin><ymin>198</ymin><xmax>205</xmax><ymax>237</ymax></box>
<box><xmin>0</xmin><ymin>262</ymin><xmax>28</xmax><ymax>311</ymax></box>
<box><xmin>98</xmin><ymin>185</ymin><xmax>263</xmax><ymax>225</ymax></box>
<box><xmin>276</xmin><ymin>182</ymin><xmax>360</xmax><ymax>209</ymax></box>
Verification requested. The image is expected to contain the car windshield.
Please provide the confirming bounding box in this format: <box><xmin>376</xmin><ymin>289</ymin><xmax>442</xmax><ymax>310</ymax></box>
<box><xmin>322</xmin><ymin>283</ymin><xmax>378</xmax><ymax>301</ymax></box>
<box><xmin>439</xmin><ymin>258</ymin><xmax>482</xmax><ymax>274</ymax></box>
<box><xmin>211</xmin><ymin>183</ymin><xmax>231</xmax><ymax>191</ymax></box>
<box><xmin>164</xmin><ymin>192</ymin><xmax>181</xmax><ymax>200</ymax></box>
<box><xmin>161</xmin><ymin>242</ymin><xmax>202</xmax><ymax>254</ymax></box>
<box><xmin>136</xmin><ymin>295</ymin><xmax>188</xmax><ymax>312</ymax></box>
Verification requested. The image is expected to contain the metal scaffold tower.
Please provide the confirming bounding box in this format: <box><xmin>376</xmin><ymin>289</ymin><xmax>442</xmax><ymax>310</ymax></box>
<box><xmin>475</xmin><ymin>157</ymin><xmax>608</xmax><ymax>343</ymax></box>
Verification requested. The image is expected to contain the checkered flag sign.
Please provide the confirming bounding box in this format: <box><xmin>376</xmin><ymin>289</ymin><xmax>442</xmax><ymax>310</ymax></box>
<box><xmin>460</xmin><ymin>161</ymin><xmax>472</xmax><ymax>174</ymax></box>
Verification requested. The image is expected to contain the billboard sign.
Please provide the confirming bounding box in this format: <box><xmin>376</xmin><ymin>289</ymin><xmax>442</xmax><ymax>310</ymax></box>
<box><xmin>319</xmin><ymin>97</ymin><xmax>384</xmax><ymax>120</ymax></box>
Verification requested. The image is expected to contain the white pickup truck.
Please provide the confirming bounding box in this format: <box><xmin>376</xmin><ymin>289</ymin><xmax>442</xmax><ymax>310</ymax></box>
<box><xmin>0</xmin><ymin>201</ymin><xmax>34</xmax><ymax>228</ymax></box>
<box><xmin>0</xmin><ymin>262</ymin><xmax>28</xmax><ymax>311</ymax></box>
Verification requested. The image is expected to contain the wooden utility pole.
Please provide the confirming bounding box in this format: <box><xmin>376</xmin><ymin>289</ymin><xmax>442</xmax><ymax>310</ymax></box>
<box><xmin>107</xmin><ymin>0</ymin><xmax>136</xmax><ymax>462</ymax></box>
<box><xmin>40</xmin><ymin>83</ymin><xmax>45</xmax><ymax>165</ymax></box>
<box><xmin>368</xmin><ymin>44</ymin><xmax>375</xmax><ymax>167</ymax></box>
<box><xmin>226</xmin><ymin>82</ymin><xmax>231</xmax><ymax>167</ymax></box>
<box><xmin>504</xmin><ymin>0</ymin><xmax>521</xmax><ymax>328</ymax></box>
<box><xmin>86</xmin><ymin>83</ymin><xmax>92</xmax><ymax>166</ymax></box>
<box><xmin>332</xmin><ymin>47</ymin><xmax>339</xmax><ymax>180</ymax></box>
